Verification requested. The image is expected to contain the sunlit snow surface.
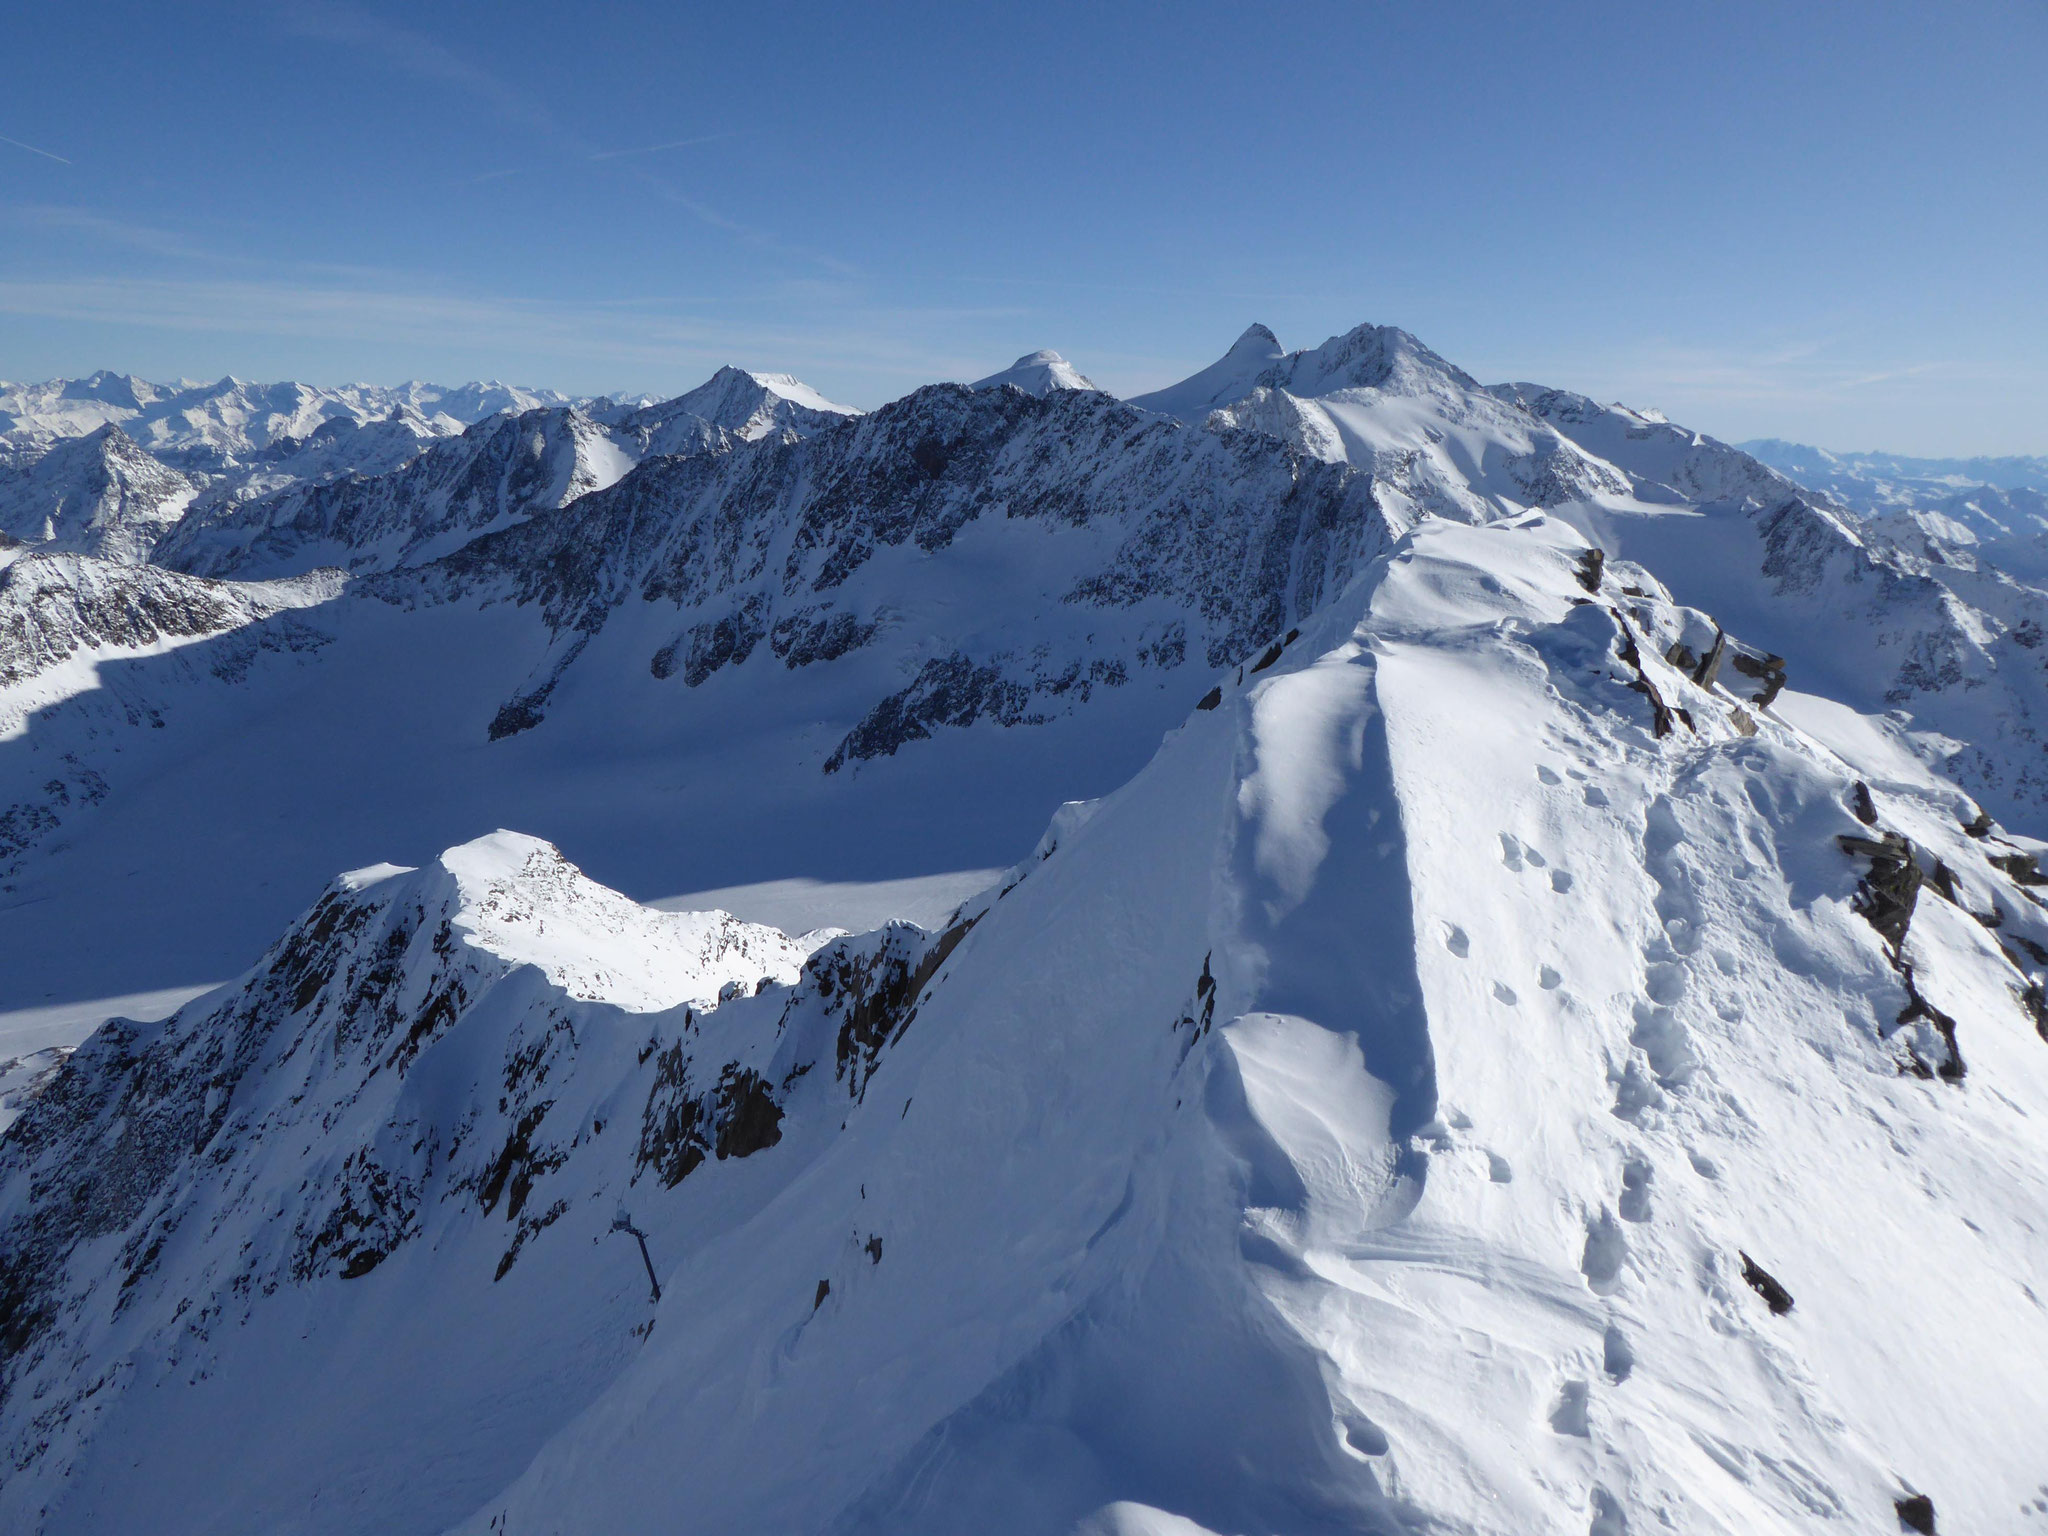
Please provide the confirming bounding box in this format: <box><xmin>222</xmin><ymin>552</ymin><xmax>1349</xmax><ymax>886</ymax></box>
<box><xmin>4</xmin><ymin>336</ymin><xmax>2048</xmax><ymax>1535</ymax></box>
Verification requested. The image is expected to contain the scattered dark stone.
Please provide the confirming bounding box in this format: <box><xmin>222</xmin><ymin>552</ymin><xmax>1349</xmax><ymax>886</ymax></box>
<box><xmin>1249</xmin><ymin>640</ymin><xmax>1284</xmax><ymax>673</ymax></box>
<box><xmin>1849</xmin><ymin>781</ymin><xmax>1878</xmax><ymax>826</ymax></box>
<box><xmin>1839</xmin><ymin>833</ymin><xmax>1922</xmax><ymax>951</ymax></box>
<box><xmin>1665</xmin><ymin>641</ymin><xmax>1699</xmax><ymax>672</ymax></box>
<box><xmin>1897</xmin><ymin>974</ymin><xmax>1965</xmax><ymax>1082</ymax></box>
<box><xmin>1739</xmin><ymin>1251</ymin><xmax>1794</xmax><ymax>1315</ymax></box>
<box><xmin>1963</xmin><ymin>806</ymin><xmax>1994</xmax><ymax>838</ymax></box>
<box><xmin>1196</xmin><ymin>685</ymin><xmax>1222</xmax><ymax>711</ymax></box>
<box><xmin>2012</xmin><ymin>934</ymin><xmax>2048</xmax><ymax>966</ymax></box>
<box><xmin>1729</xmin><ymin>648</ymin><xmax>1789</xmax><ymax>709</ymax></box>
<box><xmin>813</xmin><ymin>1278</ymin><xmax>831</xmax><ymax>1310</ymax></box>
<box><xmin>1928</xmin><ymin>861</ymin><xmax>1961</xmax><ymax>905</ymax></box>
<box><xmin>2021</xmin><ymin>978</ymin><xmax>2048</xmax><ymax>1043</ymax></box>
<box><xmin>1574</xmin><ymin>547</ymin><xmax>1605</xmax><ymax>593</ymax></box>
<box><xmin>864</xmin><ymin>1235</ymin><xmax>883</xmax><ymax>1265</ymax></box>
<box><xmin>1691</xmin><ymin>629</ymin><xmax>1728</xmax><ymax>689</ymax></box>
<box><xmin>1992</xmin><ymin>851</ymin><xmax>2048</xmax><ymax>886</ymax></box>
<box><xmin>1613</xmin><ymin>620</ymin><xmax>1675</xmax><ymax>738</ymax></box>
<box><xmin>339</xmin><ymin>1248</ymin><xmax>384</xmax><ymax>1280</ymax></box>
<box><xmin>1895</xmin><ymin>1493</ymin><xmax>1936</xmax><ymax>1533</ymax></box>
<box><xmin>824</xmin><ymin>653</ymin><xmax>1034</xmax><ymax>772</ymax></box>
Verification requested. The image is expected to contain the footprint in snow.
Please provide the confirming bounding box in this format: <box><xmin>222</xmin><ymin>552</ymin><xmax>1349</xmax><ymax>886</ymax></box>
<box><xmin>1537</xmin><ymin>764</ymin><xmax>1563</xmax><ymax>785</ymax></box>
<box><xmin>1499</xmin><ymin>833</ymin><xmax>1525</xmax><ymax>872</ymax></box>
<box><xmin>1550</xmin><ymin>869</ymin><xmax>1574</xmax><ymax>893</ymax></box>
<box><xmin>1444</xmin><ymin>924</ymin><xmax>1470</xmax><ymax>958</ymax></box>
<box><xmin>1493</xmin><ymin>981</ymin><xmax>1518</xmax><ymax>1005</ymax></box>
<box><xmin>1540</xmin><ymin>965</ymin><xmax>1563</xmax><ymax>989</ymax></box>
<box><xmin>1583</xmin><ymin>785</ymin><xmax>1610</xmax><ymax>808</ymax></box>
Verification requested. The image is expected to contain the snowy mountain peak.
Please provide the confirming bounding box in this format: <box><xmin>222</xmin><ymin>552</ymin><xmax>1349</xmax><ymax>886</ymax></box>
<box><xmin>1257</xmin><ymin>319</ymin><xmax>1480</xmax><ymax>400</ymax></box>
<box><xmin>970</xmin><ymin>349</ymin><xmax>1104</xmax><ymax>395</ymax></box>
<box><xmin>644</xmin><ymin>364</ymin><xmax>859</xmax><ymax>444</ymax></box>
<box><xmin>0</xmin><ymin>421</ymin><xmax>198</xmax><ymax>562</ymax></box>
<box><xmin>1126</xmin><ymin>323</ymin><xmax>1289</xmax><ymax>421</ymax></box>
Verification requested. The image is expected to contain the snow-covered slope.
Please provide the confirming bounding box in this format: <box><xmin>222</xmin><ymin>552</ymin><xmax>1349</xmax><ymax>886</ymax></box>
<box><xmin>5</xmin><ymin>517</ymin><xmax>2044</xmax><ymax>1535</ymax></box>
<box><xmin>1140</xmin><ymin>323</ymin><xmax>1631</xmax><ymax>524</ymax></box>
<box><xmin>0</xmin><ymin>425</ymin><xmax>198</xmax><ymax>563</ymax></box>
<box><xmin>972</xmin><ymin>349</ymin><xmax>1104</xmax><ymax>395</ymax></box>
<box><xmin>154</xmin><ymin>406</ymin><xmax>642</xmax><ymax>579</ymax></box>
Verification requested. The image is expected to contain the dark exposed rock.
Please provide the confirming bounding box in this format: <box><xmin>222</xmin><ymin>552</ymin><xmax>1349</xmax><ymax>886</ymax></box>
<box><xmin>1738</xmin><ymin>1251</ymin><xmax>1794</xmax><ymax>1315</ymax></box>
<box><xmin>1991</xmin><ymin>850</ymin><xmax>2048</xmax><ymax>886</ymax></box>
<box><xmin>1690</xmin><ymin>629</ymin><xmax>1727</xmax><ymax>689</ymax></box>
<box><xmin>1962</xmin><ymin>805</ymin><xmax>1993</xmax><ymax>838</ymax></box>
<box><xmin>1196</xmin><ymin>685</ymin><xmax>1222</xmax><ymax>711</ymax></box>
<box><xmin>1849</xmin><ymin>782</ymin><xmax>1878</xmax><ymax>826</ymax></box>
<box><xmin>1574</xmin><ymin>547</ymin><xmax>1604</xmax><ymax>594</ymax></box>
<box><xmin>1728</xmin><ymin>647</ymin><xmax>1788</xmax><ymax>709</ymax></box>
<box><xmin>1613</xmin><ymin>620</ymin><xmax>1675</xmax><ymax>738</ymax></box>
<box><xmin>712</xmin><ymin>1068</ymin><xmax>783</xmax><ymax>1160</ymax></box>
<box><xmin>1839</xmin><ymin>833</ymin><xmax>1922</xmax><ymax>951</ymax></box>
<box><xmin>1894</xmin><ymin>1493</ymin><xmax>1936</xmax><ymax>1533</ymax></box>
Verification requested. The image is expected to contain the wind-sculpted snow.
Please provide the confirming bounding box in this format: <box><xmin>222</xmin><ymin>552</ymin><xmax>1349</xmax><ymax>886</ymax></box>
<box><xmin>6</xmin><ymin>521</ymin><xmax>2047</xmax><ymax>1534</ymax></box>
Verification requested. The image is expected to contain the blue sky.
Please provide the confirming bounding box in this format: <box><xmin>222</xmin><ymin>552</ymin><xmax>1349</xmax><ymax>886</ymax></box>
<box><xmin>2</xmin><ymin>0</ymin><xmax>2043</xmax><ymax>454</ymax></box>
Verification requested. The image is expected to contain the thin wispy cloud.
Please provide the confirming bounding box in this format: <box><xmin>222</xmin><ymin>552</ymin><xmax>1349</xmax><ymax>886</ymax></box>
<box><xmin>589</xmin><ymin>134</ymin><xmax>733</xmax><ymax>161</ymax></box>
<box><xmin>0</xmin><ymin>133</ymin><xmax>70</xmax><ymax>165</ymax></box>
<box><xmin>272</xmin><ymin>1</ymin><xmax>850</xmax><ymax>277</ymax></box>
<box><xmin>3</xmin><ymin>204</ymin><xmax>211</xmax><ymax>261</ymax></box>
<box><xmin>278</xmin><ymin>0</ymin><xmax>562</xmax><ymax>140</ymax></box>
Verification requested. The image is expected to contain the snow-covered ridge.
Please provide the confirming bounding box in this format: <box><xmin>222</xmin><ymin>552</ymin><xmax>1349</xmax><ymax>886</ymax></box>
<box><xmin>5</xmin><ymin>516</ymin><xmax>2046</xmax><ymax>1533</ymax></box>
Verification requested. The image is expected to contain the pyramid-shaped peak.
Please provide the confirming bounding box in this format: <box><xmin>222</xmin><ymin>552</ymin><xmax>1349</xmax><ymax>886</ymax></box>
<box><xmin>1125</xmin><ymin>323</ymin><xmax>1287</xmax><ymax>422</ymax></box>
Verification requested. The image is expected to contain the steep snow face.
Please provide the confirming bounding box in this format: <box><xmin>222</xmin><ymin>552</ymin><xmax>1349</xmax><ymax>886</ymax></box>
<box><xmin>1179</xmin><ymin>324</ymin><xmax>1631</xmax><ymax>524</ymax></box>
<box><xmin>0</xmin><ymin>426</ymin><xmax>198</xmax><ymax>563</ymax></box>
<box><xmin>154</xmin><ymin>407</ymin><xmax>643</xmax><ymax>579</ymax></box>
<box><xmin>1126</xmin><ymin>322</ymin><xmax>1286</xmax><ymax>421</ymax></box>
<box><xmin>6</xmin><ymin>518</ymin><xmax>2044</xmax><ymax>1535</ymax></box>
<box><xmin>971</xmin><ymin>349</ymin><xmax>1105</xmax><ymax>395</ymax></box>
